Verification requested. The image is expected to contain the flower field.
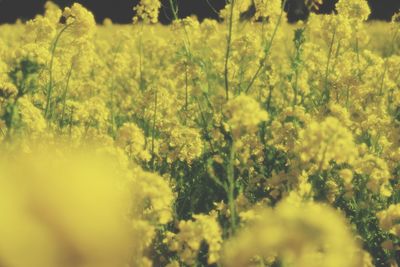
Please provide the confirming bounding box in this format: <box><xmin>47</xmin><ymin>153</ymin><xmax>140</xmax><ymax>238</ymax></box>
<box><xmin>0</xmin><ymin>0</ymin><xmax>400</xmax><ymax>266</ymax></box>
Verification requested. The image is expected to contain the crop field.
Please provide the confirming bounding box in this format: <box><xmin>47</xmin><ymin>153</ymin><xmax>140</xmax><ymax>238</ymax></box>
<box><xmin>0</xmin><ymin>0</ymin><xmax>400</xmax><ymax>266</ymax></box>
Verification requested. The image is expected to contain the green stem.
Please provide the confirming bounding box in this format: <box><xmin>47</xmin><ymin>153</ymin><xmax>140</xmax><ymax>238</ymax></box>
<box><xmin>5</xmin><ymin>99</ymin><xmax>18</xmax><ymax>141</ymax></box>
<box><xmin>150</xmin><ymin>89</ymin><xmax>158</xmax><ymax>171</ymax></box>
<box><xmin>293</xmin><ymin>68</ymin><xmax>299</xmax><ymax>106</ymax></box>
<box><xmin>60</xmin><ymin>65</ymin><xmax>73</xmax><ymax>128</ymax></box>
<box><xmin>245</xmin><ymin>0</ymin><xmax>287</xmax><ymax>94</ymax></box>
<box><xmin>139</xmin><ymin>23</ymin><xmax>145</xmax><ymax>91</ymax></box>
<box><xmin>224</xmin><ymin>0</ymin><xmax>235</xmax><ymax>101</ymax></box>
<box><xmin>108</xmin><ymin>42</ymin><xmax>124</xmax><ymax>136</ymax></box>
<box><xmin>169</xmin><ymin>0</ymin><xmax>191</xmax><ymax>55</ymax></box>
<box><xmin>323</xmin><ymin>28</ymin><xmax>336</xmax><ymax>102</ymax></box>
<box><xmin>379</xmin><ymin>29</ymin><xmax>398</xmax><ymax>96</ymax></box>
<box><xmin>185</xmin><ymin>63</ymin><xmax>189</xmax><ymax>111</ymax></box>
<box><xmin>168</xmin><ymin>0</ymin><xmax>192</xmax><ymax>112</ymax></box>
<box><xmin>355</xmin><ymin>34</ymin><xmax>361</xmax><ymax>79</ymax></box>
<box><xmin>196</xmin><ymin>97</ymin><xmax>215</xmax><ymax>154</ymax></box>
<box><xmin>227</xmin><ymin>140</ymin><xmax>237</xmax><ymax>235</ymax></box>
<box><xmin>45</xmin><ymin>23</ymin><xmax>73</xmax><ymax>120</ymax></box>
<box><xmin>68</xmin><ymin>108</ymin><xmax>74</xmax><ymax>138</ymax></box>
<box><xmin>379</xmin><ymin>60</ymin><xmax>388</xmax><ymax>96</ymax></box>
<box><xmin>168</xmin><ymin>0</ymin><xmax>179</xmax><ymax>20</ymax></box>
<box><xmin>267</xmin><ymin>86</ymin><xmax>273</xmax><ymax>111</ymax></box>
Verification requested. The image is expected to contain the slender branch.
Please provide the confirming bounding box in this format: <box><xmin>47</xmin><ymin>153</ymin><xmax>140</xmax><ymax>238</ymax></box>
<box><xmin>205</xmin><ymin>0</ymin><xmax>220</xmax><ymax>16</ymax></box>
<box><xmin>45</xmin><ymin>23</ymin><xmax>73</xmax><ymax>119</ymax></box>
<box><xmin>150</xmin><ymin>89</ymin><xmax>158</xmax><ymax>171</ymax></box>
<box><xmin>224</xmin><ymin>0</ymin><xmax>235</xmax><ymax>101</ymax></box>
<box><xmin>196</xmin><ymin>97</ymin><xmax>215</xmax><ymax>154</ymax></box>
<box><xmin>323</xmin><ymin>27</ymin><xmax>337</xmax><ymax>102</ymax></box>
<box><xmin>227</xmin><ymin>140</ymin><xmax>237</xmax><ymax>235</ymax></box>
<box><xmin>245</xmin><ymin>0</ymin><xmax>287</xmax><ymax>94</ymax></box>
<box><xmin>60</xmin><ymin>64</ymin><xmax>73</xmax><ymax>128</ymax></box>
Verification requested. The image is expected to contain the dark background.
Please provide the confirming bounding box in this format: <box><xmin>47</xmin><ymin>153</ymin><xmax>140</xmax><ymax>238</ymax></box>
<box><xmin>0</xmin><ymin>0</ymin><xmax>399</xmax><ymax>24</ymax></box>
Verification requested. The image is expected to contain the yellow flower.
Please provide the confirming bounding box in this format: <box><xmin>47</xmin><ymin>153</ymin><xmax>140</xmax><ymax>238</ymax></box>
<box><xmin>166</xmin><ymin>214</ymin><xmax>222</xmax><ymax>265</ymax></box>
<box><xmin>377</xmin><ymin>204</ymin><xmax>400</xmax><ymax>237</ymax></box>
<box><xmin>116</xmin><ymin>122</ymin><xmax>150</xmax><ymax>161</ymax></box>
<box><xmin>253</xmin><ymin>0</ymin><xmax>282</xmax><ymax>22</ymax></box>
<box><xmin>133</xmin><ymin>0</ymin><xmax>161</xmax><ymax>24</ymax></box>
<box><xmin>224</xmin><ymin>94</ymin><xmax>268</xmax><ymax>139</ymax></box>
<box><xmin>339</xmin><ymin>169</ymin><xmax>353</xmax><ymax>184</ymax></box>
<box><xmin>223</xmin><ymin>198</ymin><xmax>362</xmax><ymax>267</ymax></box>
<box><xmin>336</xmin><ymin>0</ymin><xmax>371</xmax><ymax>21</ymax></box>
<box><xmin>296</xmin><ymin>117</ymin><xmax>358</xmax><ymax>170</ymax></box>
<box><xmin>17</xmin><ymin>96</ymin><xmax>47</xmax><ymax>136</ymax></box>
<box><xmin>0</xmin><ymin>81</ymin><xmax>17</xmax><ymax>99</ymax></box>
<box><xmin>44</xmin><ymin>1</ymin><xmax>62</xmax><ymax>24</ymax></box>
<box><xmin>63</xmin><ymin>3</ymin><xmax>96</xmax><ymax>38</ymax></box>
<box><xmin>132</xmin><ymin>169</ymin><xmax>174</xmax><ymax>225</ymax></box>
<box><xmin>354</xmin><ymin>153</ymin><xmax>392</xmax><ymax>196</ymax></box>
<box><xmin>165</xmin><ymin>125</ymin><xmax>203</xmax><ymax>164</ymax></box>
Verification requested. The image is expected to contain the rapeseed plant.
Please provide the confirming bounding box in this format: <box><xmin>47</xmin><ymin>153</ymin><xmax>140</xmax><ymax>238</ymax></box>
<box><xmin>0</xmin><ymin>0</ymin><xmax>399</xmax><ymax>266</ymax></box>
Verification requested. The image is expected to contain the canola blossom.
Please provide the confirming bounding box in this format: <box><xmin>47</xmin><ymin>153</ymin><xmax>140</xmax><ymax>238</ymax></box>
<box><xmin>0</xmin><ymin>0</ymin><xmax>400</xmax><ymax>266</ymax></box>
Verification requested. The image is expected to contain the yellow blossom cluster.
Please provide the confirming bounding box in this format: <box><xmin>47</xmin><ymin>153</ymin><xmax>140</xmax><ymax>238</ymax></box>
<box><xmin>253</xmin><ymin>0</ymin><xmax>282</xmax><ymax>21</ymax></box>
<box><xmin>164</xmin><ymin>214</ymin><xmax>222</xmax><ymax>265</ymax></box>
<box><xmin>336</xmin><ymin>0</ymin><xmax>371</xmax><ymax>22</ymax></box>
<box><xmin>116</xmin><ymin>122</ymin><xmax>150</xmax><ymax>161</ymax></box>
<box><xmin>63</xmin><ymin>3</ymin><xmax>96</xmax><ymax>38</ymax></box>
<box><xmin>296</xmin><ymin>117</ymin><xmax>358</xmax><ymax>170</ymax></box>
<box><xmin>223</xmin><ymin>195</ymin><xmax>365</xmax><ymax>267</ymax></box>
<box><xmin>133</xmin><ymin>0</ymin><xmax>161</xmax><ymax>24</ymax></box>
<box><xmin>377</xmin><ymin>204</ymin><xmax>400</xmax><ymax>238</ymax></box>
<box><xmin>223</xmin><ymin>94</ymin><xmax>268</xmax><ymax>139</ymax></box>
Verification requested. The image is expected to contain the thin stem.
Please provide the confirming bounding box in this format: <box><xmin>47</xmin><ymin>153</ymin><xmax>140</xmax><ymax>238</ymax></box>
<box><xmin>168</xmin><ymin>0</ymin><xmax>179</xmax><ymax>20</ymax></box>
<box><xmin>245</xmin><ymin>0</ymin><xmax>287</xmax><ymax>94</ymax></box>
<box><xmin>205</xmin><ymin>0</ymin><xmax>220</xmax><ymax>16</ymax></box>
<box><xmin>60</xmin><ymin>64</ymin><xmax>73</xmax><ymax>128</ymax></box>
<box><xmin>355</xmin><ymin>35</ymin><xmax>361</xmax><ymax>79</ymax></box>
<box><xmin>379</xmin><ymin>28</ymin><xmax>398</xmax><ymax>96</ymax></box>
<box><xmin>293</xmin><ymin>68</ymin><xmax>299</xmax><ymax>106</ymax></box>
<box><xmin>169</xmin><ymin>0</ymin><xmax>193</xmax><ymax>113</ymax></box>
<box><xmin>185</xmin><ymin>63</ymin><xmax>189</xmax><ymax>111</ymax></box>
<box><xmin>150</xmin><ymin>89</ymin><xmax>158</xmax><ymax>171</ymax></box>
<box><xmin>45</xmin><ymin>23</ymin><xmax>73</xmax><ymax>119</ymax></box>
<box><xmin>227</xmin><ymin>140</ymin><xmax>237</xmax><ymax>235</ymax></box>
<box><xmin>108</xmin><ymin>41</ymin><xmax>124</xmax><ymax>136</ymax></box>
<box><xmin>169</xmin><ymin>0</ymin><xmax>191</xmax><ymax>56</ymax></box>
<box><xmin>139</xmin><ymin>23</ymin><xmax>145</xmax><ymax>91</ymax></box>
<box><xmin>379</xmin><ymin>60</ymin><xmax>388</xmax><ymax>96</ymax></box>
<box><xmin>267</xmin><ymin>86</ymin><xmax>273</xmax><ymax>111</ymax></box>
<box><xmin>323</xmin><ymin>28</ymin><xmax>336</xmax><ymax>102</ymax></box>
<box><xmin>68</xmin><ymin>108</ymin><xmax>74</xmax><ymax>138</ymax></box>
<box><xmin>224</xmin><ymin>0</ymin><xmax>235</xmax><ymax>101</ymax></box>
<box><xmin>5</xmin><ymin>99</ymin><xmax>18</xmax><ymax>141</ymax></box>
<box><xmin>196</xmin><ymin>97</ymin><xmax>215</xmax><ymax>154</ymax></box>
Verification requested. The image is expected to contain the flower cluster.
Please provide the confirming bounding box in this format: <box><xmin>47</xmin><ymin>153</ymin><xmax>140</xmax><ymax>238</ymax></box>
<box><xmin>63</xmin><ymin>3</ymin><xmax>96</xmax><ymax>38</ymax></box>
<box><xmin>336</xmin><ymin>0</ymin><xmax>371</xmax><ymax>22</ymax></box>
<box><xmin>223</xmin><ymin>196</ymin><xmax>365</xmax><ymax>267</ymax></box>
<box><xmin>223</xmin><ymin>94</ymin><xmax>269</xmax><ymax>139</ymax></box>
<box><xmin>296</xmin><ymin>117</ymin><xmax>358</xmax><ymax>170</ymax></box>
<box><xmin>133</xmin><ymin>0</ymin><xmax>161</xmax><ymax>24</ymax></box>
<box><xmin>378</xmin><ymin>204</ymin><xmax>400</xmax><ymax>237</ymax></box>
<box><xmin>116</xmin><ymin>122</ymin><xmax>150</xmax><ymax>161</ymax></box>
<box><xmin>164</xmin><ymin>214</ymin><xmax>222</xmax><ymax>265</ymax></box>
<box><xmin>253</xmin><ymin>0</ymin><xmax>282</xmax><ymax>21</ymax></box>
